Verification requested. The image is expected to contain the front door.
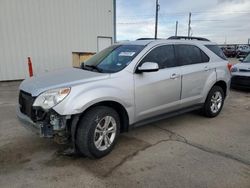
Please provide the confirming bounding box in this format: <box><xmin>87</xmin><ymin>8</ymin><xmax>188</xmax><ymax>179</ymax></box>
<box><xmin>134</xmin><ymin>45</ymin><xmax>181</xmax><ymax>122</ymax></box>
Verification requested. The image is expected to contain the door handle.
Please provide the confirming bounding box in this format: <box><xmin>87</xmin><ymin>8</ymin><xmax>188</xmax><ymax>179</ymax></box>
<box><xmin>204</xmin><ymin>66</ymin><xmax>210</xmax><ymax>71</ymax></box>
<box><xmin>170</xmin><ymin>73</ymin><xmax>180</xmax><ymax>79</ymax></box>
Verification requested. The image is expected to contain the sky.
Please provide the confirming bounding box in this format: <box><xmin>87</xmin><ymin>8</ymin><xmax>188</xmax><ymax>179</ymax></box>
<box><xmin>116</xmin><ymin>0</ymin><xmax>250</xmax><ymax>44</ymax></box>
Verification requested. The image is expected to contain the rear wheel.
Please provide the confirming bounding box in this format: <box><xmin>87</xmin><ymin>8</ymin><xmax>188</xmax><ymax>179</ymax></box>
<box><xmin>76</xmin><ymin>106</ymin><xmax>120</xmax><ymax>158</ymax></box>
<box><xmin>202</xmin><ymin>86</ymin><xmax>225</xmax><ymax>118</ymax></box>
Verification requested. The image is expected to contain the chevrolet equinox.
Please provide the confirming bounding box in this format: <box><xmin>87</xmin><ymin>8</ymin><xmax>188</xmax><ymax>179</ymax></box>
<box><xmin>17</xmin><ymin>36</ymin><xmax>231</xmax><ymax>158</ymax></box>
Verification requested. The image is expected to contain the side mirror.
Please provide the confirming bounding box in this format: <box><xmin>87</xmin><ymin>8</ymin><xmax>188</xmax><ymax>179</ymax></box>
<box><xmin>238</xmin><ymin>58</ymin><xmax>244</xmax><ymax>62</ymax></box>
<box><xmin>80</xmin><ymin>62</ymin><xmax>85</xmax><ymax>69</ymax></box>
<box><xmin>137</xmin><ymin>62</ymin><xmax>159</xmax><ymax>73</ymax></box>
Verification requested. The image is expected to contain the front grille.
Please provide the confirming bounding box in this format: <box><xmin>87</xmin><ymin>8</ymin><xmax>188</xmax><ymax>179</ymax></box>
<box><xmin>19</xmin><ymin>90</ymin><xmax>36</xmax><ymax>120</ymax></box>
<box><xmin>231</xmin><ymin>75</ymin><xmax>250</xmax><ymax>86</ymax></box>
<box><xmin>19</xmin><ymin>90</ymin><xmax>47</xmax><ymax>121</ymax></box>
<box><xmin>232</xmin><ymin>75</ymin><xmax>250</xmax><ymax>81</ymax></box>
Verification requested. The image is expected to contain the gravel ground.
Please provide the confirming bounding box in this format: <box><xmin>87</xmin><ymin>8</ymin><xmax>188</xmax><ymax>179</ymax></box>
<box><xmin>0</xmin><ymin>74</ymin><xmax>249</xmax><ymax>187</ymax></box>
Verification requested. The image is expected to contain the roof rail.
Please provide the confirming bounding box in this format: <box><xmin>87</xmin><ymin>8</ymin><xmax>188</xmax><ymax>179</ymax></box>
<box><xmin>136</xmin><ymin>38</ymin><xmax>163</xmax><ymax>40</ymax></box>
<box><xmin>168</xmin><ymin>36</ymin><xmax>210</xmax><ymax>41</ymax></box>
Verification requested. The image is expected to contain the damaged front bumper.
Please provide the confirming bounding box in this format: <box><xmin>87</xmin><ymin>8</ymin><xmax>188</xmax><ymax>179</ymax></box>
<box><xmin>17</xmin><ymin>107</ymin><xmax>42</xmax><ymax>135</ymax></box>
<box><xmin>16</xmin><ymin>107</ymin><xmax>70</xmax><ymax>142</ymax></box>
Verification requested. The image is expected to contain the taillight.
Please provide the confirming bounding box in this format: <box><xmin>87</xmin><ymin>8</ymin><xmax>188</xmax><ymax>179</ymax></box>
<box><xmin>227</xmin><ymin>63</ymin><xmax>233</xmax><ymax>71</ymax></box>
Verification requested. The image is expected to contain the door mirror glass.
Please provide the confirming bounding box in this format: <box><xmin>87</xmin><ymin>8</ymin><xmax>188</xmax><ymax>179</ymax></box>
<box><xmin>137</xmin><ymin>62</ymin><xmax>159</xmax><ymax>73</ymax></box>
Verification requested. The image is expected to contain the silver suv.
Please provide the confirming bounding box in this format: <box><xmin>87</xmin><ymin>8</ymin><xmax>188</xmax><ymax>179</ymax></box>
<box><xmin>17</xmin><ymin>37</ymin><xmax>231</xmax><ymax>158</ymax></box>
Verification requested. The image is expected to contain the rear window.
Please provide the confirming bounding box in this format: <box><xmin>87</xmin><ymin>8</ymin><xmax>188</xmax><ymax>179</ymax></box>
<box><xmin>175</xmin><ymin>45</ymin><xmax>210</xmax><ymax>66</ymax></box>
<box><xmin>205</xmin><ymin>45</ymin><xmax>227</xmax><ymax>60</ymax></box>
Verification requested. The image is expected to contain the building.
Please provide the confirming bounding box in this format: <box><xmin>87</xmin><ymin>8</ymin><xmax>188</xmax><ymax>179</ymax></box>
<box><xmin>0</xmin><ymin>0</ymin><xmax>116</xmax><ymax>81</ymax></box>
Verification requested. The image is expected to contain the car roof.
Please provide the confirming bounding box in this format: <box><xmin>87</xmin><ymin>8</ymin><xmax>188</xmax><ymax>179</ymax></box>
<box><xmin>117</xmin><ymin>39</ymin><xmax>217</xmax><ymax>46</ymax></box>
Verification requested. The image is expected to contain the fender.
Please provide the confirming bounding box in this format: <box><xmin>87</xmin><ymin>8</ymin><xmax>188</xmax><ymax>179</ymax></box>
<box><xmin>200</xmin><ymin>69</ymin><xmax>217</xmax><ymax>103</ymax></box>
<box><xmin>53</xmin><ymin>85</ymin><xmax>135</xmax><ymax>124</ymax></box>
<box><xmin>201</xmin><ymin>67</ymin><xmax>230</xmax><ymax>103</ymax></box>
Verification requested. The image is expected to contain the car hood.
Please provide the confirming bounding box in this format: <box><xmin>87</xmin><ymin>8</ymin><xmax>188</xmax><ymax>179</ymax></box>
<box><xmin>19</xmin><ymin>68</ymin><xmax>110</xmax><ymax>96</ymax></box>
<box><xmin>234</xmin><ymin>63</ymin><xmax>250</xmax><ymax>69</ymax></box>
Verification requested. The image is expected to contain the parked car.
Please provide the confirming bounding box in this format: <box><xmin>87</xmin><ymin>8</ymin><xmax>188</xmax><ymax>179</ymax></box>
<box><xmin>222</xmin><ymin>46</ymin><xmax>236</xmax><ymax>58</ymax></box>
<box><xmin>236</xmin><ymin>45</ymin><xmax>250</xmax><ymax>58</ymax></box>
<box><xmin>17</xmin><ymin>37</ymin><xmax>231</xmax><ymax>158</ymax></box>
<box><xmin>231</xmin><ymin>54</ymin><xmax>250</xmax><ymax>89</ymax></box>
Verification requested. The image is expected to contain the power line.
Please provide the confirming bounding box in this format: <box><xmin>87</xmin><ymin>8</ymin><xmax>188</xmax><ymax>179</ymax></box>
<box><xmin>160</xmin><ymin>10</ymin><xmax>250</xmax><ymax>15</ymax></box>
<box><xmin>192</xmin><ymin>19</ymin><xmax>224</xmax><ymax>22</ymax></box>
<box><xmin>118</xmin><ymin>10</ymin><xmax>250</xmax><ymax>19</ymax></box>
<box><xmin>117</xmin><ymin>21</ymin><xmax>153</xmax><ymax>25</ymax></box>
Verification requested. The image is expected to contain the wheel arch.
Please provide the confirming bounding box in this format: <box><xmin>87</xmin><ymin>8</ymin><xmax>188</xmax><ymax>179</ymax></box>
<box><xmin>213</xmin><ymin>80</ymin><xmax>227</xmax><ymax>96</ymax></box>
<box><xmin>72</xmin><ymin>100</ymin><xmax>130</xmax><ymax>134</ymax></box>
<box><xmin>202</xmin><ymin>79</ymin><xmax>228</xmax><ymax>104</ymax></box>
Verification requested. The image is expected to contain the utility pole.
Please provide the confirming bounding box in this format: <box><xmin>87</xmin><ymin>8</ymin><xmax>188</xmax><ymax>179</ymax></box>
<box><xmin>154</xmin><ymin>0</ymin><xmax>160</xmax><ymax>39</ymax></box>
<box><xmin>175</xmin><ymin>21</ymin><xmax>178</xmax><ymax>36</ymax></box>
<box><xmin>113</xmin><ymin>0</ymin><xmax>116</xmax><ymax>43</ymax></box>
<box><xmin>248</xmin><ymin>38</ymin><xmax>250</xmax><ymax>45</ymax></box>
<box><xmin>188</xmin><ymin>12</ymin><xmax>191</xmax><ymax>37</ymax></box>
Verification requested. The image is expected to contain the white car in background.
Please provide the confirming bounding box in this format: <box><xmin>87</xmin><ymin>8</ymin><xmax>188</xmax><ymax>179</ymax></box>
<box><xmin>231</xmin><ymin>54</ymin><xmax>250</xmax><ymax>89</ymax></box>
<box><xmin>236</xmin><ymin>45</ymin><xmax>250</xmax><ymax>58</ymax></box>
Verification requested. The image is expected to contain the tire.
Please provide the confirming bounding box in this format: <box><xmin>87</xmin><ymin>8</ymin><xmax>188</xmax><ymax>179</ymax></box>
<box><xmin>76</xmin><ymin>106</ymin><xmax>120</xmax><ymax>158</ymax></box>
<box><xmin>202</xmin><ymin>86</ymin><xmax>225</xmax><ymax>118</ymax></box>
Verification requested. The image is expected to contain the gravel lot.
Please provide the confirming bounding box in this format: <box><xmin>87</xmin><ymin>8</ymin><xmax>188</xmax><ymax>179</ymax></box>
<box><xmin>0</xmin><ymin>74</ymin><xmax>249</xmax><ymax>187</ymax></box>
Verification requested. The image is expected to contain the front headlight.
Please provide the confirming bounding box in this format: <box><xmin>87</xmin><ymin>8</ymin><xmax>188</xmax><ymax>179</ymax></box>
<box><xmin>33</xmin><ymin>87</ymin><xmax>70</xmax><ymax>110</ymax></box>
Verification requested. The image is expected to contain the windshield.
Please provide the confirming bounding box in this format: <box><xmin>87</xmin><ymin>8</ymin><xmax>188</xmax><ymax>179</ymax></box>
<box><xmin>243</xmin><ymin>54</ymin><xmax>250</xmax><ymax>63</ymax></box>
<box><xmin>83</xmin><ymin>45</ymin><xmax>145</xmax><ymax>73</ymax></box>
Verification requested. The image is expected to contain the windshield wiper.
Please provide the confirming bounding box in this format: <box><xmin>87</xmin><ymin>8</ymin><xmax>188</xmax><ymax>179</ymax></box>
<box><xmin>83</xmin><ymin>65</ymin><xmax>103</xmax><ymax>73</ymax></box>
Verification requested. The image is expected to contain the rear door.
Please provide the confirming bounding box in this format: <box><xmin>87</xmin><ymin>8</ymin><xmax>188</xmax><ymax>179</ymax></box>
<box><xmin>134</xmin><ymin>45</ymin><xmax>182</xmax><ymax>121</ymax></box>
<box><xmin>174</xmin><ymin>44</ymin><xmax>214</xmax><ymax>108</ymax></box>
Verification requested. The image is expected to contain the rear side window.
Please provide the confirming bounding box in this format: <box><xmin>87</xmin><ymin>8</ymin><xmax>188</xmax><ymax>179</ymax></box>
<box><xmin>140</xmin><ymin>45</ymin><xmax>176</xmax><ymax>69</ymax></box>
<box><xmin>201</xmin><ymin>50</ymin><xmax>210</xmax><ymax>62</ymax></box>
<box><xmin>175</xmin><ymin>45</ymin><xmax>209</xmax><ymax>66</ymax></box>
<box><xmin>205</xmin><ymin>45</ymin><xmax>227</xmax><ymax>60</ymax></box>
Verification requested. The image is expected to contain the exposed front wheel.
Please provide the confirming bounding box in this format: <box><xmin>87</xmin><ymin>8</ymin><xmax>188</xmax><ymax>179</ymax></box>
<box><xmin>202</xmin><ymin>86</ymin><xmax>225</xmax><ymax>118</ymax></box>
<box><xmin>76</xmin><ymin>106</ymin><xmax>120</xmax><ymax>158</ymax></box>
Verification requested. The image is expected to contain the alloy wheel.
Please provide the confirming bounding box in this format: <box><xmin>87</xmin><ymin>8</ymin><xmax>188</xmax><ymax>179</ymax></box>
<box><xmin>210</xmin><ymin>91</ymin><xmax>223</xmax><ymax>114</ymax></box>
<box><xmin>94</xmin><ymin>116</ymin><xmax>117</xmax><ymax>151</ymax></box>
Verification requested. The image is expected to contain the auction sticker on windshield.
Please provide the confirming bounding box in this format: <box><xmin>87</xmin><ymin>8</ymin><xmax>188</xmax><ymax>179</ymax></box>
<box><xmin>119</xmin><ymin>52</ymin><xmax>136</xmax><ymax>56</ymax></box>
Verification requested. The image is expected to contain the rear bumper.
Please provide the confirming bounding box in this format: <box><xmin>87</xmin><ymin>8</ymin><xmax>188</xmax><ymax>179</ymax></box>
<box><xmin>231</xmin><ymin>75</ymin><xmax>250</xmax><ymax>89</ymax></box>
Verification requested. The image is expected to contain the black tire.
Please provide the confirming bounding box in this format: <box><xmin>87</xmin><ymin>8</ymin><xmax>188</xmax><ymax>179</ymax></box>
<box><xmin>202</xmin><ymin>86</ymin><xmax>225</xmax><ymax>118</ymax></box>
<box><xmin>76</xmin><ymin>106</ymin><xmax>120</xmax><ymax>158</ymax></box>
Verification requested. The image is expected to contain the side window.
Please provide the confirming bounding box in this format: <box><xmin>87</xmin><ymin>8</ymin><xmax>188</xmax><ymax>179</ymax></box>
<box><xmin>175</xmin><ymin>45</ymin><xmax>209</xmax><ymax>65</ymax></box>
<box><xmin>205</xmin><ymin>45</ymin><xmax>227</xmax><ymax>60</ymax></box>
<box><xmin>140</xmin><ymin>45</ymin><xmax>176</xmax><ymax>69</ymax></box>
<box><xmin>201</xmin><ymin>50</ymin><xmax>210</xmax><ymax>62</ymax></box>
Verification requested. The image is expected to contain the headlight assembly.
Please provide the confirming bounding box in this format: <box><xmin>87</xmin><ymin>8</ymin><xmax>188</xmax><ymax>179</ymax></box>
<box><xmin>230</xmin><ymin>66</ymin><xmax>238</xmax><ymax>72</ymax></box>
<box><xmin>33</xmin><ymin>87</ymin><xmax>70</xmax><ymax>110</ymax></box>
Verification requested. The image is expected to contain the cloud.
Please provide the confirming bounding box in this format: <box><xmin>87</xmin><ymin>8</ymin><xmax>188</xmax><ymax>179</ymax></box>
<box><xmin>116</xmin><ymin>0</ymin><xmax>250</xmax><ymax>44</ymax></box>
<box><xmin>217</xmin><ymin>0</ymin><xmax>246</xmax><ymax>4</ymax></box>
